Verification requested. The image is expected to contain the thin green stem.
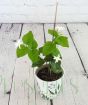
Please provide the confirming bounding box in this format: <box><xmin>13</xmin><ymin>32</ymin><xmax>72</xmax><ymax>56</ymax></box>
<box><xmin>49</xmin><ymin>61</ymin><xmax>52</xmax><ymax>76</ymax></box>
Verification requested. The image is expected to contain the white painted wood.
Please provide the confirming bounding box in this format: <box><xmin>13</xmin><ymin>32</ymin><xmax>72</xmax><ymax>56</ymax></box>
<box><xmin>44</xmin><ymin>24</ymin><xmax>88</xmax><ymax>105</ymax></box>
<box><xmin>0</xmin><ymin>0</ymin><xmax>56</xmax><ymax>6</ymax></box>
<box><xmin>0</xmin><ymin>24</ymin><xmax>21</xmax><ymax>105</ymax></box>
<box><xmin>1</xmin><ymin>0</ymin><xmax>88</xmax><ymax>6</ymax></box>
<box><xmin>9</xmin><ymin>56</ymin><xmax>34</xmax><ymax>105</ymax></box>
<box><xmin>0</xmin><ymin>0</ymin><xmax>88</xmax><ymax>23</ymax></box>
<box><xmin>9</xmin><ymin>25</ymin><xmax>36</xmax><ymax>105</ymax></box>
<box><xmin>9</xmin><ymin>24</ymin><xmax>50</xmax><ymax>105</ymax></box>
<box><xmin>67</xmin><ymin>23</ymin><xmax>88</xmax><ymax>73</ymax></box>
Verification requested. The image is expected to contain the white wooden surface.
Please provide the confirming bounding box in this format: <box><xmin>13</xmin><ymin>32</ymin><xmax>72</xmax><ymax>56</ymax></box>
<box><xmin>67</xmin><ymin>23</ymin><xmax>88</xmax><ymax>73</ymax></box>
<box><xmin>0</xmin><ymin>24</ymin><xmax>21</xmax><ymax>105</ymax></box>
<box><xmin>0</xmin><ymin>23</ymin><xmax>88</xmax><ymax>105</ymax></box>
<box><xmin>0</xmin><ymin>0</ymin><xmax>88</xmax><ymax>23</ymax></box>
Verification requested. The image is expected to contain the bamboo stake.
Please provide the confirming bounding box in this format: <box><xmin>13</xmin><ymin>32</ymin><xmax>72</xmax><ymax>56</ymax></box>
<box><xmin>54</xmin><ymin>0</ymin><xmax>59</xmax><ymax>30</ymax></box>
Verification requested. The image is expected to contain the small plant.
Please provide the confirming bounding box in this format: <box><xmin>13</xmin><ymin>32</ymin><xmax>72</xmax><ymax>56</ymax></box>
<box><xmin>16</xmin><ymin>28</ymin><xmax>69</xmax><ymax>74</ymax></box>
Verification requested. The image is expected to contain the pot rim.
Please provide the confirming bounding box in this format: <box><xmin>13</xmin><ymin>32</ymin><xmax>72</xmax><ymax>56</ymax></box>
<box><xmin>35</xmin><ymin>64</ymin><xmax>64</xmax><ymax>82</ymax></box>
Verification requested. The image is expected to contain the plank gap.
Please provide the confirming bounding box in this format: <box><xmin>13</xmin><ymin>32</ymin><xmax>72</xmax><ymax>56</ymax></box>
<box><xmin>0</xmin><ymin>24</ymin><xmax>2</xmax><ymax>29</ymax></box>
<box><xmin>11</xmin><ymin>24</ymin><xmax>23</xmax><ymax>42</ymax></box>
<box><xmin>9</xmin><ymin>24</ymin><xmax>14</xmax><ymax>31</ymax></box>
<box><xmin>8</xmin><ymin>65</ymin><xmax>15</xmax><ymax>105</ymax></box>
<box><xmin>8</xmin><ymin>23</ymin><xmax>23</xmax><ymax>105</ymax></box>
<box><xmin>66</xmin><ymin>23</ymin><xmax>88</xmax><ymax>78</ymax></box>
<box><xmin>43</xmin><ymin>23</ymin><xmax>46</xmax><ymax>43</ymax></box>
<box><xmin>50</xmin><ymin>100</ymin><xmax>53</xmax><ymax>105</ymax></box>
<box><xmin>6</xmin><ymin>91</ymin><xmax>11</xmax><ymax>95</ymax></box>
<box><xmin>19</xmin><ymin>23</ymin><xmax>23</xmax><ymax>39</ymax></box>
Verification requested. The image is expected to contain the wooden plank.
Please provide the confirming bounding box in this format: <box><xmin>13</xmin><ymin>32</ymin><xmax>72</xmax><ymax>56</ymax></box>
<box><xmin>9</xmin><ymin>24</ymin><xmax>35</xmax><ymax>105</ymax></box>
<box><xmin>1</xmin><ymin>0</ymin><xmax>88</xmax><ymax>23</ymax></box>
<box><xmin>44</xmin><ymin>24</ymin><xmax>88</xmax><ymax>105</ymax></box>
<box><xmin>0</xmin><ymin>24</ymin><xmax>22</xmax><ymax>105</ymax></box>
<box><xmin>1</xmin><ymin>14</ymin><xmax>88</xmax><ymax>23</ymax></box>
<box><xmin>9</xmin><ymin>56</ymin><xmax>34</xmax><ymax>105</ymax></box>
<box><xmin>9</xmin><ymin>24</ymin><xmax>50</xmax><ymax>105</ymax></box>
<box><xmin>1</xmin><ymin>6</ymin><xmax>88</xmax><ymax>23</ymax></box>
<box><xmin>0</xmin><ymin>0</ymin><xmax>88</xmax><ymax>6</ymax></box>
<box><xmin>0</xmin><ymin>0</ymin><xmax>56</xmax><ymax>6</ymax></box>
<box><xmin>67</xmin><ymin>23</ymin><xmax>88</xmax><ymax>74</ymax></box>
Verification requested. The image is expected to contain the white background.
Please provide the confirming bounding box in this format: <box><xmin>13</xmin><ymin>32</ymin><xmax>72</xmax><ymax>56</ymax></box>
<box><xmin>0</xmin><ymin>0</ymin><xmax>88</xmax><ymax>23</ymax></box>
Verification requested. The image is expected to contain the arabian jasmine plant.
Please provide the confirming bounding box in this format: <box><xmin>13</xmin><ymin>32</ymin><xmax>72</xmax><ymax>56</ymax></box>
<box><xmin>16</xmin><ymin>27</ymin><xmax>69</xmax><ymax>99</ymax></box>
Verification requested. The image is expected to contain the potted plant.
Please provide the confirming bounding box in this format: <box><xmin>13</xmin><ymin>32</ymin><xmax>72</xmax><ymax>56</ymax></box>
<box><xmin>16</xmin><ymin>28</ymin><xmax>69</xmax><ymax>99</ymax></box>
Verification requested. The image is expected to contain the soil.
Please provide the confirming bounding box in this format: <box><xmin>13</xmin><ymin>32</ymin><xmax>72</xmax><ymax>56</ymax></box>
<box><xmin>37</xmin><ymin>67</ymin><xmax>63</xmax><ymax>81</ymax></box>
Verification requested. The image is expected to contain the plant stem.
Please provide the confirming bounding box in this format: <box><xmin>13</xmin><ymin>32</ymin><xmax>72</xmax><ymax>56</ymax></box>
<box><xmin>49</xmin><ymin>62</ymin><xmax>51</xmax><ymax>76</ymax></box>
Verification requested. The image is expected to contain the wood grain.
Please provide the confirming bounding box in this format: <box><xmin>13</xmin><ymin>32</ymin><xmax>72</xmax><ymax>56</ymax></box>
<box><xmin>1</xmin><ymin>23</ymin><xmax>88</xmax><ymax>105</ymax></box>
<box><xmin>67</xmin><ymin>23</ymin><xmax>88</xmax><ymax>74</ymax></box>
<box><xmin>0</xmin><ymin>0</ymin><xmax>88</xmax><ymax>23</ymax></box>
<box><xmin>0</xmin><ymin>24</ymin><xmax>21</xmax><ymax>105</ymax></box>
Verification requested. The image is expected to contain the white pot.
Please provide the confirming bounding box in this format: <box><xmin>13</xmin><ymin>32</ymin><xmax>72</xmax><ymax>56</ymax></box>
<box><xmin>35</xmin><ymin>64</ymin><xmax>63</xmax><ymax>100</ymax></box>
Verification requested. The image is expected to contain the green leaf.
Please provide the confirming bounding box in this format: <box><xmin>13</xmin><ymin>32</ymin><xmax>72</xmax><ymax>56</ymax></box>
<box><xmin>22</xmin><ymin>31</ymin><xmax>33</xmax><ymax>45</ymax></box>
<box><xmin>44</xmin><ymin>54</ymin><xmax>53</xmax><ymax>62</ymax></box>
<box><xmin>52</xmin><ymin>47</ymin><xmax>61</xmax><ymax>57</ymax></box>
<box><xmin>28</xmin><ymin>49</ymin><xmax>39</xmax><ymax>62</ymax></box>
<box><xmin>28</xmin><ymin>39</ymin><xmax>38</xmax><ymax>49</ymax></box>
<box><xmin>48</xmin><ymin>29</ymin><xmax>59</xmax><ymax>37</ymax></box>
<box><xmin>54</xmin><ymin>36</ymin><xmax>69</xmax><ymax>47</ymax></box>
<box><xmin>39</xmin><ymin>47</ymin><xmax>43</xmax><ymax>54</ymax></box>
<box><xmin>43</xmin><ymin>41</ymin><xmax>56</xmax><ymax>56</ymax></box>
<box><xmin>22</xmin><ymin>31</ymin><xmax>38</xmax><ymax>49</ymax></box>
<box><xmin>50</xmin><ymin>61</ymin><xmax>63</xmax><ymax>74</ymax></box>
<box><xmin>16</xmin><ymin>44</ymin><xmax>28</xmax><ymax>58</ymax></box>
<box><xmin>32</xmin><ymin>58</ymin><xmax>44</xmax><ymax>67</ymax></box>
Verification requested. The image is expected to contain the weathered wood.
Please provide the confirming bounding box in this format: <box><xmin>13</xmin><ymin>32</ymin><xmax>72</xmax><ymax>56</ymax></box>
<box><xmin>67</xmin><ymin>23</ymin><xmax>88</xmax><ymax>74</ymax></box>
<box><xmin>9</xmin><ymin>24</ymin><xmax>35</xmax><ymax>105</ymax></box>
<box><xmin>9</xmin><ymin>24</ymin><xmax>50</xmax><ymax>105</ymax></box>
<box><xmin>9</xmin><ymin>56</ymin><xmax>34</xmax><ymax>105</ymax></box>
<box><xmin>44</xmin><ymin>24</ymin><xmax>88</xmax><ymax>105</ymax></box>
<box><xmin>1</xmin><ymin>23</ymin><xmax>88</xmax><ymax>105</ymax></box>
<box><xmin>0</xmin><ymin>0</ymin><xmax>56</xmax><ymax>6</ymax></box>
<box><xmin>0</xmin><ymin>0</ymin><xmax>88</xmax><ymax>23</ymax></box>
<box><xmin>0</xmin><ymin>24</ymin><xmax>22</xmax><ymax>105</ymax></box>
<box><xmin>1</xmin><ymin>0</ymin><xmax>88</xmax><ymax>6</ymax></box>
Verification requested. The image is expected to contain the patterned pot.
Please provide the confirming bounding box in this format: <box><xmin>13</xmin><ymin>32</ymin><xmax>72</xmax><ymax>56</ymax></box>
<box><xmin>35</xmin><ymin>64</ymin><xmax>63</xmax><ymax>100</ymax></box>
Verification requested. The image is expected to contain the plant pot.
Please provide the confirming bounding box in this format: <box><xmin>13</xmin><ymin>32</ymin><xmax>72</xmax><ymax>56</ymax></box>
<box><xmin>35</xmin><ymin>64</ymin><xmax>63</xmax><ymax>100</ymax></box>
